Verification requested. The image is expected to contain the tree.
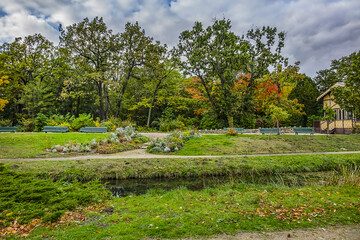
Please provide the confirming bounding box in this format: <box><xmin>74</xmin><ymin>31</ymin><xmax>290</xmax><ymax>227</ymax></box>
<box><xmin>0</xmin><ymin>34</ymin><xmax>63</xmax><ymax>119</ymax></box>
<box><xmin>332</xmin><ymin>51</ymin><xmax>360</xmax><ymax>120</ymax></box>
<box><xmin>242</xmin><ymin>26</ymin><xmax>287</xmax><ymax>115</ymax></box>
<box><xmin>111</xmin><ymin>22</ymin><xmax>154</xmax><ymax>118</ymax></box>
<box><xmin>257</xmin><ymin>64</ymin><xmax>304</xmax><ymax>134</ymax></box>
<box><xmin>288</xmin><ymin>76</ymin><xmax>321</xmax><ymax>126</ymax></box>
<box><xmin>59</xmin><ymin>17</ymin><xmax>119</xmax><ymax>120</ymax></box>
<box><xmin>0</xmin><ymin>75</ymin><xmax>9</xmax><ymax>111</ymax></box>
<box><xmin>314</xmin><ymin>69</ymin><xmax>338</xmax><ymax>93</ymax></box>
<box><xmin>174</xmin><ymin>19</ymin><xmax>248</xmax><ymax>127</ymax></box>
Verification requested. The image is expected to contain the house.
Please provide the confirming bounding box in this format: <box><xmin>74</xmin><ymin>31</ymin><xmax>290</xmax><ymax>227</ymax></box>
<box><xmin>315</xmin><ymin>83</ymin><xmax>356</xmax><ymax>134</ymax></box>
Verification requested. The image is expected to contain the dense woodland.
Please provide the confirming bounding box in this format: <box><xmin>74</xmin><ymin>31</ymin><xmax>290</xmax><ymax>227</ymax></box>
<box><xmin>0</xmin><ymin>17</ymin><xmax>359</xmax><ymax>131</ymax></box>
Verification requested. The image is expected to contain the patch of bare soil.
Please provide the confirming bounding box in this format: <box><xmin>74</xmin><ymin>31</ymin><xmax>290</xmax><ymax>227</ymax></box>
<box><xmin>197</xmin><ymin>225</ymin><xmax>360</xmax><ymax>240</ymax></box>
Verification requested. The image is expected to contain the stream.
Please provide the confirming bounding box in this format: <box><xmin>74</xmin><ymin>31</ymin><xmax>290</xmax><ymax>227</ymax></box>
<box><xmin>103</xmin><ymin>171</ymin><xmax>335</xmax><ymax>197</ymax></box>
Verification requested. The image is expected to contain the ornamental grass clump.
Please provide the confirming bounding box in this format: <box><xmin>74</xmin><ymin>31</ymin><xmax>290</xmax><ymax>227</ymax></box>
<box><xmin>147</xmin><ymin>130</ymin><xmax>201</xmax><ymax>153</ymax></box>
<box><xmin>47</xmin><ymin>127</ymin><xmax>149</xmax><ymax>154</ymax></box>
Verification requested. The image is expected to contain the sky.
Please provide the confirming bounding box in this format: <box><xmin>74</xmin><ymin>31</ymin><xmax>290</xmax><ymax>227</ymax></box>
<box><xmin>0</xmin><ymin>0</ymin><xmax>359</xmax><ymax>77</ymax></box>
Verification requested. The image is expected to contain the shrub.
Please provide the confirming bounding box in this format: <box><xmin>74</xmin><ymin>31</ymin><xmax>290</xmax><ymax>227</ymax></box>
<box><xmin>147</xmin><ymin>130</ymin><xmax>201</xmax><ymax>153</ymax></box>
<box><xmin>34</xmin><ymin>113</ymin><xmax>48</xmax><ymax>132</ymax></box>
<box><xmin>226</xmin><ymin>128</ymin><xmax>238</xmax><ymax>136</ymax></box>
<box><xmin>19</xmin><ymin>118</ymin><xmax>35</xmax><ymax>132</ymax></box>
<box><xmin>0</xmin><ymin>119</ymin><xmax>12</xmax><ymax>127</ymax></box>
<box><xmin>100</xmin><ymin>121</ymin><xmax>116</xmax><ymax>132</ymax></box>
<box><xmin>239</xmin><ymin>114</ymin><xmax>256</xmax><ymax>129</ymax></box>
<box><xmin>47</xmin><ymin>127</ymin><xmax>149</xmax><ymax>154</ymax></box>
<box><xmin>71</xmin><ymin>113</ymin><xmax>94</xmax><ymax>131</ymax></box>
<box><xmin>199</xmin><ymin>111</ymin><xmax>222</xmax><ymax>129</ymax></box>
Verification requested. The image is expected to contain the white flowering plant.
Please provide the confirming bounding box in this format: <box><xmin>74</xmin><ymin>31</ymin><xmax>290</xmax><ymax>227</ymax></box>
<box><xmin>147</xmin><ymin>130</ymin><xmax>201</xmax><ymax>153</ymax></box>
<box><xmin>46</xmin><ymin>127</ymin><xmax>149</xmax><ymax>154</ymax></box>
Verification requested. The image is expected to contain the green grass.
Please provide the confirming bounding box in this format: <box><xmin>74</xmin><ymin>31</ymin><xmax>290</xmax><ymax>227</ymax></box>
<box><xmin>0</xmin><ymin>165</ymin><xmax>110</xmax><ymax>227</ymax></box>
<box><xmin>27</xmin><ymin>184</ymin><xmax>360</xmax><ymax>239</ymax></box>
<box><xmin>0</xmin><ymin>133</ymin><xmax>108</xmax><ymax>159</ymax></box>
<box><xmin>174</xmin><ymin>134</ymin><xmax>360</xmax><ymax>155</ymax></box>
<box><xmin>2</xmin><ymin>154</ymin><xmax>360</xmax><ymax>239</ymax></box>
<box><xmin>5</xmin><ymin>154</ymin><xmax>360</xmax><ymax>181</ymax></box>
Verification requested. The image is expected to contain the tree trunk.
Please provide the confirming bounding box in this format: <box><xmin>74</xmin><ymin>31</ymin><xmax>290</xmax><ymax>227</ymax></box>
<box><xmin>227</xmin><ymin>114</ymin><xmax>234</xmax><ymax>128</ymax></box>
<box><xmin>277</xmin><ymin>118</ymin><xmax>280</xmax><ymax>135</ymax></box>
<box><xmin>98</xmin><ymin>82</ymin><xmax>104</xmax><ymax>121</ymax></box>
<box><xmin>147</xmin><ymin>107</ymin><xmax>152</xmax><ymax>127</ymax></box>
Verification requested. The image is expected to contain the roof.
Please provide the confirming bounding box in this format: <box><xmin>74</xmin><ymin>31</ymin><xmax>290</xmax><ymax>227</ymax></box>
<box><xmin>317</xmin><ymin>82</ymin><xmax>344</xmax><ymax>101</ymax></box>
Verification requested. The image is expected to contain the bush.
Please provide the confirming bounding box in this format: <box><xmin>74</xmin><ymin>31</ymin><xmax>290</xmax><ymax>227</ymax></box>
<box><xmin>199</xmin><ymin>111</ymin><xmax>223</xmax><ymax>129</ymax></box>
<box><xmin>100</xmin><ymin>121</ymin><xmax>116</xmax><ymax>132</ymax></box>
<box><xmin>71</xmin><ymin>113</ymin><xmax>94</xmax><ymax>131</ymax></box>
<box><xmin>47</xmin><ymin>127</ymin><xmax>149</xmax><ymax>154</ymax></box>
<box><xmin>226</xmin><ymin>128</ymin><xmax>238</xmax><ymax>136</ymax></box>
<box><xmin>0</xmin><ymin>119</ymin><xmax>12</xmax><ymax>127</ymax></box>
<box><xmin>19</xmin><ymin>118</ymin><xmax>35</xmax><ymax>132</ymax></box>
<box><xmin>239</xmin><ymin>114</ymin><xmax>256</xmax><ymax>129</ymax></box>
<box><xmin>147</xmin><ymin>130</ymin><xmax>201</xmax><ymax>153</ymax></box>
<box><xmin>34</xmin><ymin>113</ymin><xmax>48</xmax><ymax>132</ymax></box>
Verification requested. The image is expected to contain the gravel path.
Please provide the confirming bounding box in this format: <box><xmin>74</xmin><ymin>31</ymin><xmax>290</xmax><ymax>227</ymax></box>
<box><xmin>195</xmin><ymin>224</ymin><xmax>360</xmax><ymax>240</ymax></box>
<box><xmin>1</xmin><ymin>150</ymin><xmax>360</xmax><ymax>162</ymax></box>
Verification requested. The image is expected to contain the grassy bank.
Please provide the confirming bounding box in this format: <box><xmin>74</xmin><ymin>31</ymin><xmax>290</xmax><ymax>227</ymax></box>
<box><xmin>173</xmin><ymin>134</ymin><xmax>360</xmax><ymax>155</ymax></box>
<box><xmin>5</xmin><ymin>154</ymin><xmax>360</xmax><ymax>181</ymax></box>
<box><xmin>0</xmin><ymin>133</ymin><xmax>108</xmax><ymax>159</ymax></box>
<box><xmin>2</xmin><ymin>154</ymin><xmax>360</xmax><ymax>239</ymax></box>
<box><xmin>27</xmin><ymin>184</ymin><xmax>360</xmax><ymax>239</ymax></box>
<box><xmin>0</xmin><ymin>165</ymin><xmax>110</xmax><ymax>237</ymax></box>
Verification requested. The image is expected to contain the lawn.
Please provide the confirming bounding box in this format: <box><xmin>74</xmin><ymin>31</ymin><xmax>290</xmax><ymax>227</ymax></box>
<box><xmin>0</xmin><ymin>132</ymin><xmax>108</xmax><ymax>159</ymax></box>
<box><xmin>13</xmin><ymin>184</ymin><xmax>360</xmax><ymax>239</ymax></box>
<box><xmin>5</xmin><ymin>153</ymin><xmax>360</xmax><ymax>181</ymax></box>
<box><xmin>1</xmin><ymin>153</ymin><xmax>360</xmax><ymax>239</ymax></box>
<box><xmin>173</xmin><ymin>134</ymin><xmax>360</xmax><ymax>155</ymax></box>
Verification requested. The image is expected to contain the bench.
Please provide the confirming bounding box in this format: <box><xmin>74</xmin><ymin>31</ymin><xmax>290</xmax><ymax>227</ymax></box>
<box><xmin>259</xmin><ymin>128</ymin><xmax>278</xmax><ymax>134</ymax></box>
<box><xmin>42</xmin><ymin>126</ymin><xmax>69</xmax><ymax>133</ymax></box>
<box><xmin>224</xmin><ymin>128</ymin><xmax>244</xmax><ymax>133</ymax></box>
<box><xmin>293</xmin><ymin>127</ymin><xmax>314</xmax><ymax>135</ymax></box>
<box><xmin>0</xmin><ymin>126</ymin><xmax>18</xmax><ymax>132</ymax></box>
<box><xmin>80</xmin><ymin>127</ymin><xmax>107</xmax><ymax>133</ymax></box>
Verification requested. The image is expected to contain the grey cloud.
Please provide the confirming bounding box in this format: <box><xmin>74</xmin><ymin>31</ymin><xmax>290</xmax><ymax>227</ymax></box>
<box><xmin>0</xmin><ymin>0</ymin><xmax>359</xmax><ymax>77</ymax></box>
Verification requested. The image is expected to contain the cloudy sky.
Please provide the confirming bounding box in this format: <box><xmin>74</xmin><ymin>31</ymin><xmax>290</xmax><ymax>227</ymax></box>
<box><xmin>0</xmin><ymin>0</ymin><xmax>359</xmax><ymax>77</ymax></box>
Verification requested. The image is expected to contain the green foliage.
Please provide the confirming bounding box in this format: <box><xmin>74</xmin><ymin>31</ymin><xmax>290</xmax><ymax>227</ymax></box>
<box><xmin>288</xmin><ymin>77</ymin><xmax>321</xmax><ymax>127</ymax></box>
<box><xmin>100</xmin><ymin>121</ymin><xmax>116</xmax><ymax>132</ymax></box>
<box><xmin>71</xmin><ymin>113</ymin><xmax>94</xmax><ymax>131</ymax></box>
<box><xmin>0</xmin><ymin>167</ymin><xmax>110</xmax><ymax>226</ymax></box>
<box><xmin>323</xmin><ymin>106</ymin><xmax>336</xmax><ymax>121</ymax></box>
<box><xmin>18</xmin><ymin>118</ymin><xmax>35</xmax><ymax>132</ymax></box>
<box><xmin>199</xmin><ymin>110</ymin><xmax>223</xmax><ymax>129</ymax></box>
<box><xmin>158</xmin><ymin>108</ymin><xmax>186</xmax><ymax>131</ymax></box>
<box><xmin>332</xmin><ymin>51</ymin><xmax>360</xmax><ymax>117</ymax></box>
<box><xmin>34</xmin><ymin>113</ymin><xmax>48</xmax><ymax>132</ymax></box>
<box><xmin>0</xmin><ymin>119</ymin><xmax>12</xmax><ymax>127</ymax></box>
<box><xmin>238</xmin><ymin>113</ymin><xmax>256</xmax><ymax>129</ymax></box>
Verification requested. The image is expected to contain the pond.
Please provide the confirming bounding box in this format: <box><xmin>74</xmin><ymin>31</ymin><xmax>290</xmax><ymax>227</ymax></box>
<box><xmin>103</xmin><ymin>171</ymin><xmax>335</xmax><ymax>197</ymax></box>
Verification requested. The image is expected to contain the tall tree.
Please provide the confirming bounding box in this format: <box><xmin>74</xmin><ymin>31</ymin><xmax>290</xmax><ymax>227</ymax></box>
<box><xmin>111</xmin><ymin>22</ymin><xmax>153</xmax><ymax>118</ymax></box>
<box><xmin>174</xmin><ymin>19</ymin><xmax>248</xmax><ymax>127</ymax></box>
<box><xmin>332</xmin><ymin>51</ymin><xmax>360</xmax><ymax>119</ymax></box>
<box><xmin>243</xmin><ymin>26</ymin><xmax>287</xmax><ymax>113</ymax></box>
<box><xmin>59</xmin><ymin>17</ymin><xmax>119</xmax><ymax>120</ymax></box>
<box><xmin>288</xmin><ymin>76</ymin><xmax>321</xmax><ymax>126</ymax></box>
<box><xmin>257</xmin><ymin>64</ymin><xmax>304</xmax><ymax>134</ymax></box>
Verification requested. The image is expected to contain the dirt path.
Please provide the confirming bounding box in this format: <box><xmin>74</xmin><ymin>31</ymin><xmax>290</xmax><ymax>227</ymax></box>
<box><xmin>1</xmin><ymin>149</ymin><xmax>360</xmax><ymax>162</ymax></box>
<box><xmin>198</xmin><ymin>224</ymin><xmax>360</xmax><ymax>240</ymax></box>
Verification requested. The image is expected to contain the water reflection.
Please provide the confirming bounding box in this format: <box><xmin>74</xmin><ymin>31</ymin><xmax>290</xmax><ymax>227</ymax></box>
<box><xmin>103</xmin><ymin>172</ymin><xmax>334</xmax><ymax>197</ymax></box>
<box><xmin>104</xmin><ymin>176</ymin><xmax>229</xmax><ymax>197</ymax></box>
